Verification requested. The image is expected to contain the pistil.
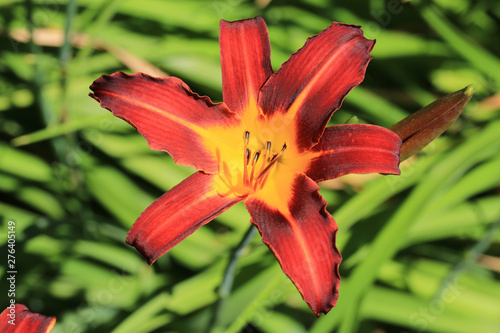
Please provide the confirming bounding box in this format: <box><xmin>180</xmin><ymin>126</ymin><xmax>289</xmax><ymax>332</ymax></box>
<box><xmin>258</xmin><ymin>143</ymin><xmax>286</xmax><ymax>177</ymax></box>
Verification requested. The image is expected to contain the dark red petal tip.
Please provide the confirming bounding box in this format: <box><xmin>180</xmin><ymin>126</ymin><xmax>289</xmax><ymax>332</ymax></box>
<box><xmin>220</xmin><ymin>16</ymin><xmax>273</xmax><ymax>114</ymax></box>
<box><xmin>0</xmin><ymin>304</ymin><xmax>56</xmax><ymax>333</ymax></box>
<box><xmin>90</xmin><ymin>71</ymin><xmax>238</xmax><ymax>173</ymax></box>
<box><xmin>258</xmin><ymin>22</ymin><xmax>374</xmax><ymax>151</ymax></box>
<box><xmin>246</xmin><ymin>174</ymin><xmax>341</xmax><ymax>316</ymax></box>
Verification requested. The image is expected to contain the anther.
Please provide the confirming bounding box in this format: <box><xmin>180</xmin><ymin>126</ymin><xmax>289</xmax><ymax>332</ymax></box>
<box><xmin>252</xmin><ymin>151</ymin><xmax>261</xmax><ymax>165</ymax></box>
<box><xmin>249</xmin><ymin>150</ymin><xmax>261</xmax><ymax>184</ymax></box>
<box><xmin>244</xmin><ymin>148</ymin><xmax>250</xmax><ymax>186</ymax></box>
<box><xmin>244</xmin><ymin>131</ymin><xmax>250</xmax><ymax>144</ymax></box>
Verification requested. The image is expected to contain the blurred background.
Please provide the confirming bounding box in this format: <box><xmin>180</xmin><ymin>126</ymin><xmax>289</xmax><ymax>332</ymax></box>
<box><xmin>1</xmin><ymin>0</ymin><xmax>500</xmax><ymax>332</ymax></box>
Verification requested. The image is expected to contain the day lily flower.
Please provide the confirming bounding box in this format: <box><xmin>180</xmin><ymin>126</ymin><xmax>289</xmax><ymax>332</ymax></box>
<box><xmin>90</xmin><ymin>16</ymin><xmax>401</xmax><ymax>315</ymax></box>
<box><xmin>0</xmin><ymin>304</ymin><xmax>56</xmax><ymax>333</ymax></box>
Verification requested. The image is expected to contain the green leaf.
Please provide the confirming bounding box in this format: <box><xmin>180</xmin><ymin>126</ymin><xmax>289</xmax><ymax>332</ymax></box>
<box><xmin>85</xmin><ymin>165</ymin><xmax>156</xmax><ymax>227</ymax></box>
<box><xmin>362</xmin><ymin>286</ymin><xmax>500</xmax><ymax>333</ymax></box>
<box><xmin>112</xmin><ymin>293</ymin><xmax>172</xmax><ymax>333</ymax></box>
<box><xmin>0</xmin><ymin>142</ymin><xmax>53</xmax><ymax>182</ymax></box>
<box><xmin>420</xmin><ymin>5</ymin><xmax>500</xmax><ymax>84</ymax></box>
<box><xmin>409</xmin><ymin>196</ymin><xmax>500</xmax><ymax>244</ymax></box>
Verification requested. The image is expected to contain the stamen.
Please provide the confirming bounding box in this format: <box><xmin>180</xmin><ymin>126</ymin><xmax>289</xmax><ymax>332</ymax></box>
<box><xmin>245</xmin><ymin>149</ymin><xmax>251</xmax><ymax>165</ymax></box>
<box><xmin>252</xmin><ymin>151</ymin><xmax>261</xmax><ymax>165</ymax></box>
<box><xmin>249</xmin><ymin>150</ymin><xmax>261</xmax><ymax>184</ymax></box>
<box><xmin>256</xmin><ymin>156</ymin><xmax>277</xmax><ymax>180</ymax></box>
<box><xmin>243</xmin><ymin>131</ymin><xmax>251</xmax><ymax>186</ymax></box>
<box><xmin>256</xmin><ymin>142</ymin><xmax>286</xmax><ymax>181</ymax></box>
<box><xmin>257</xmin><ymin>141</ymin><xmax>273</xmax><ymax>178</ymax></box>
<box><xmin>257</xmin><ymin>171</ymin><xmax>271</xmax><ymax>190</ymax></box>
<box><xmin>281</xmin><ymin>143</ymin><xmax>287</xmax><ymax>153</ymax></box>
<box><xmin>241</xmin><ymin>132</ymin><xmax>287</xmax><ymax>192</ymax></box>
<box><xmin>244</xmin><ymin>148</ymin><xmax>251</xmax><ymax>186</ymax></box>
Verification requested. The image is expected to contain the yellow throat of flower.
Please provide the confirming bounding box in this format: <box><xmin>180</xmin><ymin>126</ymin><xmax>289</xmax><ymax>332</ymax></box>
<box><xmin>219</xmin><ymin>129</ymin><xmax>287</xmax><ymax>197</ymax></box>
<box><xmin>202</xmin><ymin>104</ymin><xmax>312</xmax><ymax>201</ymax></box>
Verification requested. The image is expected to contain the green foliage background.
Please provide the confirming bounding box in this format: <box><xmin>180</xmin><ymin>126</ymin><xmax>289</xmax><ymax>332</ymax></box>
<box><xmin>1</xmin><ymin>0</ymin><xmax>500</xmax><ymax>332</ymax></box>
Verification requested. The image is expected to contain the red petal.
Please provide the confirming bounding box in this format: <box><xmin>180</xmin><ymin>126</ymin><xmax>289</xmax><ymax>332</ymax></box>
<box><xmin>90</xmin><ymin>72</ymin><xmax>239</xmax><ymax>173</ymax></box>
<box><xmin>258</xmin><ymin>23</ymin><xmax>374</xmax><ymax>151</ymax></box>
<box><xmin>306</xmin><ymin>124</ymin><xmax>401</xmax><ymax>182</ymax></box>
<box><xmin>126</xmin><ymin>171</ymin><xmax>243</xmax><ymax>264</ymax></box>
<box><xmin>220</xmin><ymin>16</ymin><xmax>273</xmax><ymax>115</ymax></box>
<box><xmin>0</xmin><ymin>304</ymin><xmax>56</xmax><ymax>333</ymax></box>
<box><xmin>245</xmin><ymin>174</ymin><xmax>341</xmax><ymax>316</ymax></box>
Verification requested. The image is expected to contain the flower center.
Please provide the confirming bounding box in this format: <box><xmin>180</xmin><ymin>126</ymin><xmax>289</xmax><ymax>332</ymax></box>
<box><xmin>217</xmin><ymin>130</ymin><xmax>286</xmax><ymax>197</ymax></box>
<box><xmin>243</xmin><ymin>130</ymin><xmax>287</xmax><ymax>190</ymax></box>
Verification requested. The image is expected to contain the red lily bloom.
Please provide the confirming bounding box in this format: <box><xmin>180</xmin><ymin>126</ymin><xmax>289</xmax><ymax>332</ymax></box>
<box><xmin>90</xmin><ymin>16</ymin><xmax>401</xmax><ymax>315</ymax></box>
<box><xmin>0</xmin><ymin>304</ymin><xmax>56</xmax><ymax>333</ymax></box>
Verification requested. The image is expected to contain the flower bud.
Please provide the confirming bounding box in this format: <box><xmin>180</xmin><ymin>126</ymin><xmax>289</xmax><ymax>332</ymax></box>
<box><xmin>390</xmin><ymin>85</ymin><xmax>474</xmax><ymax>161</ymax></box>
